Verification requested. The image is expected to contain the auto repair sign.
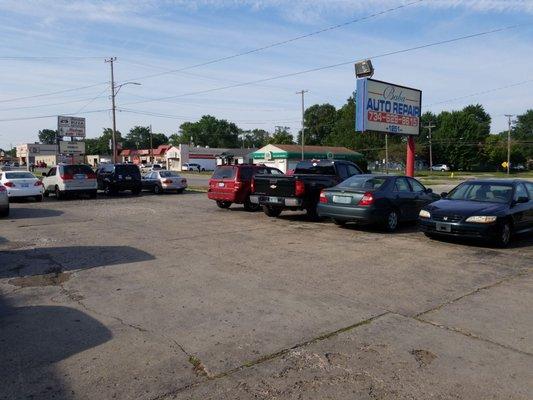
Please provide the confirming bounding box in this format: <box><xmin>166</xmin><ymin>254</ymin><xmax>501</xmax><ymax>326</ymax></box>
<box><xmin>356</xmin><ymin>78</ymin><xmax>422</xmax><ymax>135</ymax></box>
<box><xmin>58</xmin><ymin>116</ymin><xmax>86</xmax><ymax>138</ymax></box>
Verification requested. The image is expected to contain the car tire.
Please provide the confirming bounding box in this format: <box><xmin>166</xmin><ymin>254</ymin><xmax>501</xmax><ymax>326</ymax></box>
<box><xmin>243</xmin><ymin>196</ymin><xmax>260</xmax><ymax>212</ymax></box>
<box><xmin>43</xmin><ymin>190</ymin><xmax>49</xmax><ymax>197</ymax></box>
<box><xmin>176</xmin><ymin>188</ymin><xmax>185</xmax><ymax>194</ymax></box>
<box><xmin>495</xmin><ymin>221</ymin><xmax>512</xmax><ymax>248</ymax></box>
<box><xmin>89</xmin><ymin>190</ymin><xmax>97</xmax><ymax>199</ymax></box>
<box><xmin>263</xmin><ymin>205</ymin><xmax>282</xmax><ymax>218</ymax></box>
<box><xmin>104</xmin><ymin>184</ymin><xmax>113</xmax><ymax>196</ymax></box>
<box><xmin>333</xmin><ymin>219</ymin><xmax>346</xmax><ymax>226</ymax></box>
<box><xmin>35</xmin><ymin>195</ymin><xmax>43</xmax><ymax>202</ymax></box>
<box><xmin>55</xmin><ymin>186</ymin><xmax>64</xmax><ymax>200</ymax></box>
<box><xmin>0</xmin><ymin>205</ymin><xmax>9</xmax><ymax>218</ymax></box>
<box><xmin>216</xmin><ymin>200</ymin><xmax>231</xmax><ymax>209</ymax></box>
<box><xmin>383</xmin><ymin>209</ymin><xmax>399</xmax><ymax>232</ymax></box>
<box><xmin>424</xmin><ymin>232</ymin><xmax>436</xmax><ymax>239</ymax></box>
<box><xmin>153</xmin><ymin>185</ymin><xmax>162</xmax><ymax>194</ymax></box>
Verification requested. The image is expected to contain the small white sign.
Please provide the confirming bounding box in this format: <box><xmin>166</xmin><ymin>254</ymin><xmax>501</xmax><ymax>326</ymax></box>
<box><xmin>58</xmin><ymin>116</ymin><xmax>86</xmax><ymax>138</ymax></box>
<box><xmin>59</xmin><ymin>141</ymin><xmax>85</xmax><ymax>155</ymax></box>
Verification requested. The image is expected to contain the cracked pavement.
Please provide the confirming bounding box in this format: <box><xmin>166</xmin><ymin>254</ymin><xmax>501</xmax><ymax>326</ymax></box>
<box><xmin>1</xmin><ymin>192</ymin><xmax>532</xmax><ymax>399</ymax></box>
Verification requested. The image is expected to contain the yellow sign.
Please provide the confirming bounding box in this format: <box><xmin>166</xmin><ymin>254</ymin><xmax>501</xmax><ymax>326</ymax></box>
<box><xmin>501</xmin><ymin>161</ymin><xmax>509</xmax><ymax>169</ymax></box>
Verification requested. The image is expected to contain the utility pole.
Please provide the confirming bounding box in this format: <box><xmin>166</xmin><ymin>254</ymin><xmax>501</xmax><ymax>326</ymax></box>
<box><xmin>105</xmin><ymin>57</ymin><xmax>117</xmax><ymax>163</ymax></box>
<box><xmin>423</xmin><ymin>122</ymin><xmax>436</xmax><ymax>172</ymax></box>
<box><xmin>504</xmin><ymin>114</ymin><xmax>514</xmax><ymax>175</ymax></box>
<box><xmin>149</xmin><ymin>124</ymin><xmax>153</xmax><ymax>163</ymax></box>
<box><xmin>296</xmin><ymin>90</ymin><xmax>308</xmax><ymax>160</ymax></box>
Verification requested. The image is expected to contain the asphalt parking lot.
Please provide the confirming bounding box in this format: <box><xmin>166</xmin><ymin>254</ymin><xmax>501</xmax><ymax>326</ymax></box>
<box><xmin>1</xmin><ymin>192</ymin><xmax>532</xmax><ymax>400</ymax></box>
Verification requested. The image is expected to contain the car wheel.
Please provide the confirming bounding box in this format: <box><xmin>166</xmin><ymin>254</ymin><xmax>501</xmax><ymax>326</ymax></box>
<box><xmin>263</xmin><ymin>205</ymin><xmax>282</xmax><ymax>217</ymax></box>
<box><xmin>35</xmin><ymin>195</ymin><xmax>43</xmax><ymax>202</ymax></box>
<box><xmin>384</xmin><ymin>210</ymin><xmax>399</xmax><ymax>232</ymax></box>
<box><xmin>201</xmin><ymin>168</ymin><xmax>205</xmax><ymax>172</ymax></box>
<box><xmin>43</xmin><ymin>190</ymin><xmax>49</xmax><ymax>197</ymax></box>
<box><xmin>495</xmin><ymin>221</ymin><xmax>512</xmax><ymax>248</ymax></box>
<box><xmin>176</xmin><ymin>188</ymin><xmax>185</xmax><ymax>194</ymax></box>
<box><xmin>243</xmin><ymin>196</ymin><xmax>260</xmax><ymax>212</ymax></box>
<box><xmin>153</xmin><ymin>185</ymin><xmax>162</xmax><ymax>194</ymax></box>
<box><xmin>55</xmin><ymin>186</ymin><xmax>63</xmax><ymax>200</ymax></box>
<box><xmin>104</xmin><ymin>184</ymin><xmax>113</xmax><ymax>196</ymax></box>
<box><xmin>0</xmin><ymin>205</ymin><xmax>9</xmax><ymax>218</ymax></box>
<box><xmin>216</xmin><ymin>200</ymin><xmax>231</xmax><ymax>209</ymax></box>
<box><xmin>424</xmin><ymin>232</ymin><xmax>436</xmax><ymax>239</ymax></box>
<box><xmin>89</xmin><ymin>190</ymin><xmax>97</xmax><ymax>199</ymax></box>
<box><xmin>333</xmin><ymin>219</ymin><xmax>346</xmax><ymax>226</ymax></box>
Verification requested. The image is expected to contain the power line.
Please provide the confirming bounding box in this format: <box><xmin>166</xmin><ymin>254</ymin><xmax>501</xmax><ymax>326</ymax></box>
<box><xmin>0</xmin><ymin>56</ymin><xmax>106</xmax><ymax>60</ymax></box>
<box><xmin>119</xmin><ymin>23</ymin><xmax>528</xmax><ymax>107</ymax></box>
<box><xmin>0</xmin><ymin>108</ymin><xmax>111</xmax><ymax>122</ymax></box>
<box><xmin>120</xmin><ymin>0</ymin><xmax>425</xmax><ymax>83</ymax></box>
<box><xmin>0</xmin><ymin>82</ymin><xmax>108</xmax><ymax>104</ymax></box>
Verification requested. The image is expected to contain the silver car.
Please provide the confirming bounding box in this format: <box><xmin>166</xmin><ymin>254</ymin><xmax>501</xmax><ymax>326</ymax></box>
<box><xmin>142</xmin><ymin>170</ymin><xmax>187</xmax><ymax>194</ymax></box>
<box><xmin>0</xmin><ymin>184</ymin><xmax>9</xmax><ymax>217</ymax></box>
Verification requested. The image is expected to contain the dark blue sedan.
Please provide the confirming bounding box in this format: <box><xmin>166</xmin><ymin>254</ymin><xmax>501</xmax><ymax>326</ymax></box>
<box><xmin>419</xmin><ymin>179</ymin><xmax>533</xmax><ymax>247</ymax></box>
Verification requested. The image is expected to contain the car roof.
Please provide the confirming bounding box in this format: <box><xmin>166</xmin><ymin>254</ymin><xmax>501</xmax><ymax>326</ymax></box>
<box><xmin>460</xmin><ymin>179</ymin><xmax>526</xmax><ymax>185</ymax></box>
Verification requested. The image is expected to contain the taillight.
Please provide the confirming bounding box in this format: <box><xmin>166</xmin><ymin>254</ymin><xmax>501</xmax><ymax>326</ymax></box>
<box><xmin>162</xmin><ymin>179</ymin><xmax>173</xmax><ymax>184</ymax></box>
<box><xmin>295</xmin><ymin>180</ymin><xmax>305</xmax><ymax>197</ymax></box>
<box><xmin>34</xmin><ymin>181</ymin><xmax>43</xmax><ymax>186</ymax></box>
<box><xmin>234</xmin><ymin>181</ymin><xmax>242</xmax><ymax>191</ymax></box>
<box><xmin>4</xmin><ymin>181</ymin><xmax>14</xmax><ymax>187</ymax></box>
<box><xmin>60</xmin><ymin>173</ymin><xmax>73</xmax><ymax>181</ymax></box>
<box><xmin>250</xmin><ymin>178</ymin><xmax>255</xmax><ymax>193</ymax></box>
<box><xmin>358</xmin><ymin>192</ymin><xmax>374</xmax><ymax>206</ymax></box>
<box><xmin>319</xmin><ymin>190</ymin><xmax>327</xmax><ymax>203</ymax></box>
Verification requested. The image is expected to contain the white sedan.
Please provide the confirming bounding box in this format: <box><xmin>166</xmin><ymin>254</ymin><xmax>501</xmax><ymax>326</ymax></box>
<box><xmin>0</xmin><ymin>171</ymin><xmax>44</xmax><ymax>201</ymax></box>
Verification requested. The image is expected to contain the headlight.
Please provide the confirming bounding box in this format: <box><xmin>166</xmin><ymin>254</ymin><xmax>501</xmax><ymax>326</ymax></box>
<box><xmin>465</xmin><ymin>216</ymin><xmax>497</xmax><ymax>223</ymax></box>
<box><xmin>419</xmin><ymin>210</ymin><xmax>431</xmax><ymax>219</ymax></box>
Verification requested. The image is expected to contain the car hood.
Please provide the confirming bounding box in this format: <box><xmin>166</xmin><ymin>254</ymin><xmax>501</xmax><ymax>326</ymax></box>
<box><xmin>425</xmin><ymin>199</ymin><xmax>508</xmax><ymax>216</ymax></box>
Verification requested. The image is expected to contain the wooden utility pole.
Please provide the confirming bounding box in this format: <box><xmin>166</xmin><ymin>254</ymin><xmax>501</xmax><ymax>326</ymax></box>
<box><xmin>504</xmin><ymin>114</ymin><xmax>514</xmax><ymax>175</ymax></box>
<box><xmin>423</xmin><ymin>122</ymin><xmax>436</xmax><ymax>171</ymax></box>
<box><xmin>105</xmin><ymin>57</ymin><xmax>117</xmax><ymax>163</ymax></box>
<box><xmin>296</xmin><ymin>90</ymin><xmax>308</xmax><ymax>160</ymax></box>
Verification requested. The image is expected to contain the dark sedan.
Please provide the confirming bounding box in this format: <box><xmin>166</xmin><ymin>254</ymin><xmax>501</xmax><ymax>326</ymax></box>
<box><xmin>317</xmin><ymin>174</ymin><xmax>439</xmax><ymax>231</ymax></box>
<box><xmin>419</xmin><ymin>179</ymin><xmax>533</xmax><ymax>247</ymax></box>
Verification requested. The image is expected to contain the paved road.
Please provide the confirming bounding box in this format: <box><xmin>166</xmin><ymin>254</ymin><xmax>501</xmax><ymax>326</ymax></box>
<box><xmin>0</xmin><ymin>193</ymin><xmax>531</xmax><ymax>399</ymax></box>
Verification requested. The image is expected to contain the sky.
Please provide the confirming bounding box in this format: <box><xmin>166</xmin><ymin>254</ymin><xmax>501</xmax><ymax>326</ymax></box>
<box><xmin>0</xmin><ymin>0</ymin><xmax>532</xmax><ymax>149</ymax></box>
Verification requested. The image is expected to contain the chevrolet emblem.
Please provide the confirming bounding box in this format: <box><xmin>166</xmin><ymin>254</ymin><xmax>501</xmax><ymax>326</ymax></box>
<box><xmin>443</xmin><ymin>216</ymin><xmax>448</xmax><ymax>221</ymax></box>
<box><xmin>270</xmin><ymin>185</ymin><xmax>277</xmax><ymax>189</ymax></box>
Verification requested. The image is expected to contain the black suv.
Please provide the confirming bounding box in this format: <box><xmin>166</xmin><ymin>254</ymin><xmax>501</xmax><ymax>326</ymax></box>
<box><xmin>96</xmin><ymin>164</ymin><xmax>142</xmax><ymax>195</ymax></box>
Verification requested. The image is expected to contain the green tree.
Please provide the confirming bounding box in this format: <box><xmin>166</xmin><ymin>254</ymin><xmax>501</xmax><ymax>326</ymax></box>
<box><xmin>242</xmin><ymin>129</ymin><xmax>270</xmax><ymax>148</ymax></box>
<box><xmin>178</xmin><ymin>115</ymin><xmax>240</xmax><ymax>148</ymax></box>
<box><xmin>297</xmin><ymin>103</ymin><xmax>337</xmax><ymax>145</ymax></box>
<box><xmin>268</xmin><ymin>126</ymin><xmax>294</xmax><ymax>144</ymax></box>
<box><xmin>38</xmin><ymin>129</ymin><xmax>57</xmax><ymax>144</ymax></box>
<box><xmin>510</xmin><ymin>109</ymin><xmax>533</xmax><ymax>160</ymax></box>
<box><xmin>123</xmin><ymin>126</ymin><xmax>168</xmax><ymax>149</ymax></box>
<box><xmin>85</xmin><ymin>128</ymin><xmax>122</xmax><ymax>155</ymax></box>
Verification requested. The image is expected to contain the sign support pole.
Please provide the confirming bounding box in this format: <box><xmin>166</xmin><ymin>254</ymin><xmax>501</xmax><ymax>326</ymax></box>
<box><xmin>384</xmin><ymin>133</ymin><xmax>389</xmax><ymax>174</ymax></box>
<box><xmin>406</xmin><ymin>136</ymin><xmax>415</xmax><ymax>177</ymax></box>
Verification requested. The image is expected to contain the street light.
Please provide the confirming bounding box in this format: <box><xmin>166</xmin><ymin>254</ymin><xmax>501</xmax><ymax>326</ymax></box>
<box><xmin>354</xmin><ymin>59</ymin><xmax>374</xmax><ymax>78</ymax></box>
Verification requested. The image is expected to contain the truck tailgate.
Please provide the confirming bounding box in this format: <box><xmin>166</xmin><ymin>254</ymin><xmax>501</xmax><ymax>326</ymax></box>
<box><xmin>253</xmin><ymin>175</ymin><xmax>295</xmax><ymax>197</ymax></box>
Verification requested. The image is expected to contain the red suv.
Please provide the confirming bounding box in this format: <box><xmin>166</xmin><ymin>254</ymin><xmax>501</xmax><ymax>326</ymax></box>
<box><xmin>208</xmin><ymin>164</ymin><xmax>283</xmax><ymax>210</ymax></box>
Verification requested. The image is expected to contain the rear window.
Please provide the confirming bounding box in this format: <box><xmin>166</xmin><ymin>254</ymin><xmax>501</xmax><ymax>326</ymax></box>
<box><xmin>116</xmin><ymin>165</ymin><xmax>141</xmax><ymax>176</ymax></box>
<box><xmin>5</xmin><ymin>172</ymin><xmax>36</xmax><ymax>179</ymax></box>
<box><xmin>61</xmin><ymin>165</ymin><xmax>94</xmax><ymax>175</ymax></box>
<box><xmin>212</xmin><ymin>166</ymin><xmax>236</xmax><ymax>179</ymax></box>
<box><xmin>339</xmin><ymin>176</ymin><xmax>388</xmax><ymax>190</ymax></box>
<box><xmin>159</xmin><ymin>171</ymin><xmax>179</xmax><ymax>178</ymax></box>
<box><xmin>294</xmin><ymin>161</ymin><xmax>336</xmax><ymax>175</ymax></box>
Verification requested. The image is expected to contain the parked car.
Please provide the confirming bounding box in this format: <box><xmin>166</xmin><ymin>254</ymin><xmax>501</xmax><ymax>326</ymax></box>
<box><xmin>208</xmin><ymin>164</ymin><xmax>283</xmax><ymax>211</ymax></box>
<box><xmin>317</xmin><ymin>175</ymin><xmax>439</xmax><ymax>231</ymax></box>
<box><xmin>0</xmin><ymin>171</ymin><xmax>44</xmax><ymax>201</ymax></box>
<box><xmin>0</xmin><ymin>184</ymin><xmax>9</xmax><ymax>217</ymax></box>
<box><xmin>96</xmin><ymin>163</ymin><xmax>142</xmax><ymax>195</ymax></box>
<box><xmin>250</xmin><ymin>160</ymin><xmax>363</xmax><ymax>219</ymax></box>
<box><xmin>140</xmin><ymin>163</ymin><xmax>164</xmax><ymax>174</ymax></box>
<box><xmin>142</xmin><ymin>170</ymin><xmax>187</xmax><ymax>194</ymax></box>
<box><xmin>42</xmin><ymin>164</ymin><xmax>97</xmax><ymax>199</ymax></box>
<box><xmin>182</xmin><ymin>163</ymin><xmax>204</xmax><ymax>172</ymax></box>
<box><xmin>431</xmin><ymin>164</ymin><xmax>450</xmax><ymax>172</ymax></box>
<box><xmin>419</xmin><ymin>179</ymin><xmax>533</xmax><ymax>247</ymax></box>
<box><xmin>1</xmin><ymin>164</ymin><xmax>11</xmax><ymax>171</ymax></box>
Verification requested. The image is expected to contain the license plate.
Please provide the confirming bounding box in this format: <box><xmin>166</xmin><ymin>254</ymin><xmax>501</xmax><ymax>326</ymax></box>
<box><xmin>268</xmin><ymin>196</ymin><xmax>281</xmax><ymax>203</ymax></box>
<box><xmin>21</xmin><ymin>183</ymin><xmax>29</xmax><ymax>188</ymax></box>
<box><xmin>125</xmin><ymin>176</ymin><xmax>132</xmax><ymax>180</ymax></box>
<box><xmin>74</xmin><ymin>174</ymin><xmax>86</xmax><ymax>180</ymax></box>
<box><xmin>218</xmin><ymin>182</ymin><xmax>224</xmax><ymax>187</ymax></box>
<box><xmin>436</xmin><ymin>222</ymin><xmax>452</xmax><ymax>233</ymax></box>
<box><xmin>332</xmin><ymin>195</ymin><xmax>351</xmax><ymax>204</ymax></box>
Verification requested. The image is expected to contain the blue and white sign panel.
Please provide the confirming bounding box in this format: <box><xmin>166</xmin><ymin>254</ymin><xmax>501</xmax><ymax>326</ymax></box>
<box><xmin>356</xmin><ymin>78</ymin><xmax>422</xmax><ymax>135</ymax></box>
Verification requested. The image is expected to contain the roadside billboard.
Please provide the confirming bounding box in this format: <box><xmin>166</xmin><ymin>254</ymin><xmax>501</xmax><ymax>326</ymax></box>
<box><xmin>59</xmin><ymin>141</ymin><xmax>85</xmax><ymax>155</ymax></box>
<box><xmin>355</xmin><ymin>78</ymin><xmax>422</xmax><ymax>135</ymax></box>
<box><xmin>58</xmin><ymin>116</ymin><xmax>86</xmax><ymax>138</ymax></box>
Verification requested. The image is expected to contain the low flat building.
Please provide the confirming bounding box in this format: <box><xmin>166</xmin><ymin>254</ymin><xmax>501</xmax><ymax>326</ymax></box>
<box><xmin>251</xmin><ymin>144</ymin><xmax>364</xmax><ymax>173</ymax></box>
<box><xmin>119</xmin><ymin>145</ymin><xmax>171</xmax><ymax>165</ymax></box>
<box><xmin>16</xmin><ymin>143</ymin><xmax>58</xmax><ymax>165</ymax></box>
<box><xmin>165</xmin><ymin>144</ymin><xmax>255</xmax><ymax>171</ymax></box>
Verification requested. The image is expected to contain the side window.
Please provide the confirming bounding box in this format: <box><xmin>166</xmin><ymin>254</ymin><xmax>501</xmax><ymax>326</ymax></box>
<box><xmin>48</xmin><ymin>167</ymin><xmax>56</xmax><ymax>176</ymax></box>
<box><xmin>514</xmin><ymin>183</ymin><xmax>528</xmax><ymax>201</ymax></box>
<box><xmin>336</xmin><ymin>164</ymin><xmax>349</xmax><ymax>181</ymax></box>
<box><xmin>408</xmin><ymin>178</ymin><xmax>426</xmax><ymax>192</ymax></box>
<box><xmin>346</xmin><ymin>164</ymin><xmax>361</xmax><ymax>176</ymax></box>
<box><xmin>525</xmin><ymin>182</ymin><xmax>533</xmax><ymax>198</ymax></box>
<box><xmin>269</xmin><ymin>168</ymin><xmax>283</xmax><ymax>175</ymax></box>
<box><xmin>394</xmin><ymin>178</ymin><xmax>411</xmax><ymax>192</ymax></box>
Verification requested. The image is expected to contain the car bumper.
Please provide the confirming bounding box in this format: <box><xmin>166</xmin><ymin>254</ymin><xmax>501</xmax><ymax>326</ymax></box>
<box><xmin>249</xmin><ymin>195</ymin><xmax>303</xmax><ymax>208</ymax></box>
<box><xmin>317</xmin><ymin>203</ymin><xmax>379</xmax><ymax>223</ymax></box>
<box><xmin>63</xmin><ymin>182</ymin><xmax>97</xmax><ymax>191</ymax></box>
<box><xmin>6</xmin><ymin>187</ymin><xmax>43</xmax><ymax>198</ymax></box>
<box><xmin>419</xmin><ymin>219</ymin><xmax>500</xmax><ymax>239</ymax></box>
<box><xmin>162</xmin><ymin>183</ymin><xmax>187</xmax><ymax>191</ymax></box>
<box><xmin>208</xmin><ymin>190</ymin><xmax>243</xmax><ymax>203</ymax></box>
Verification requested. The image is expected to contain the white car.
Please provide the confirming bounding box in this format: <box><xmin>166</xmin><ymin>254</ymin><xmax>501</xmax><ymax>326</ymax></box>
<box><xmin>182</xmin><ymin>163</ymin><xmax>204</xmax><ymax>172</ymax></box>
<box><xmin>42</xmin><ymin>164</ymin><xmax>97</xmax><ymax>199</ymax></box>
<box><xmin>0</xmin><ymin>185</ymin><xmax>9</xmax><ymax>217</ymax></box>
<box><xmin>0</xmin><ymin>171</ymin><xmax>44</xmax><ymax>201</ymax></box>
<box><xmin>431</xmin><ymin>164</ymin><xmax>450</xmax><ymax>172</ymax></box>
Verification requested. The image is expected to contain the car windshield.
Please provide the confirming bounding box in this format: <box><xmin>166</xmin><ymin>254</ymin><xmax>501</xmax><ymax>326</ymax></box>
<box><xmin>159</xmin><ymin>171</ymin><xmax>179</xmax><ymax>178</ymax></box>
<box><xmin>212</xmin><ymin>166</ymin><xmax>236</xmax><ymax>179</ymax></box>
<box><xmin>339</xmin><ymin>176</ymin><xmax>387</xmax><ymax>190</ymax></box>
<box><xmin>62</xmin><ymin>165</ymin><xmax>94</xmax><ymax>175</ymax></box>
<box><xmin>447</xmin><ymin>183</ymin><xmax>513</xmax><ymax>204</ymax></box>
<box><xmin>5</xmin><ymin>172</ymin><xmax>36</xmax><ymax>179</ymax></box>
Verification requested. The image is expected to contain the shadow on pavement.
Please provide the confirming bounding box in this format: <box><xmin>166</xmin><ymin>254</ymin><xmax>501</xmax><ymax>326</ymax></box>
<box><xmin>425</xmin><ymin>232</ymin><xmax>533</xmax><ymax>249</ymax></box>
<box><xmin>0</xmin><ymin>296</ymin><xmax>112</xmax><ymax>399</ymax></box>
<box><xmin>6</xmin><ymin>207</ymin><xmax>64</xmax><ymax>219</ymax></box>
<box><xmin>0</xmin><ymin>245</ymin><xmax>155</xmax><ymax>279</ymax></box>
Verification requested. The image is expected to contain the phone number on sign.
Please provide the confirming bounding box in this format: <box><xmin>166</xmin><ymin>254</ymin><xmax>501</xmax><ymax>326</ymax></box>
<box><xmin>367</xmin><ymin>111</ymin><xmax>419</xmax><ymax>127</ymax></box>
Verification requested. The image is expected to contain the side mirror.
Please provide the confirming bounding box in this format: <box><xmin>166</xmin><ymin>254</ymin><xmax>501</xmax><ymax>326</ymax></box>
<box><xmin>41</xmin><ymin>172</ymin><xmax>47</xmax><ymax>177</ymax></box>
<box><xmin>440</xmin><ymin>192</ymin><xmax>448</xmax><ymax>198</ymax></box>
<box><xmin>425</xmin><ymin>188</ymin><xmax>433</xmax><ymax>194</ymax></box>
